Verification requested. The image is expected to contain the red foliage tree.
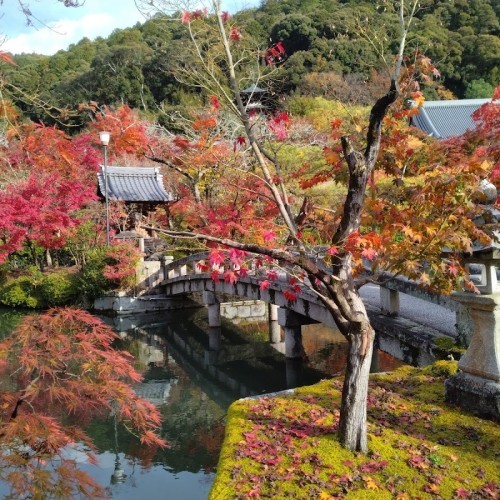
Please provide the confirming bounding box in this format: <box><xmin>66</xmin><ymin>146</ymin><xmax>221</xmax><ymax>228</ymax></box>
<box><xmin>472</xmin><ymin>86</ymin><xmax>500</xmax><ymax>182</ymax></box>
<box><xmin>5</xmin><ymin>123</ymin><xmax>101</xmax><ymax>184</ymax></box>
<box><xmin>103</xmin><ymin>242</ymin><xmax>143</xmax><ymax>290</ymax></box>
<box><xmin>0</xmin><ymin>172</ymin><xmax>96</xmax><ymax>265</ymax></box>
<box><xmin>0</xmin><ymin>308</ymin><xmax>166</xmax><ymax>498</ymax></box>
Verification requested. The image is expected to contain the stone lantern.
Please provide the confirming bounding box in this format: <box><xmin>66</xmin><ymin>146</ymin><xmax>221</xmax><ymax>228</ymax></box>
<box><xmin>446</xmin><ymin>241</ymin><xmax>500</xmax><ymax>420</ymax></box>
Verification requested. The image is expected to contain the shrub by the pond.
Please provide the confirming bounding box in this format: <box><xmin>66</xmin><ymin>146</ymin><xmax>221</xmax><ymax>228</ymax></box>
<box><xmin>39</xmin><ymin>270</ymin><xmax>80</xmax><ymax>306</ymax></box>
<box><xmin>0</xmin><ymin>269</ymin><xmax>80</xmax><ymax>308</ymax></box>
<box><xmin>77</xmin><ymin>248</ymin><xmax>113</xmax><ymax>301</ymax></box>
<box><xmin>211</xmin><ymin>361</ymin><xmax>499</xmax><ymax>499</ymax></box>
<box><xmin>0</xmin><ymin>275</ymin><xmax>44</xmax><ymax>308</ymax></box>
<box><xmin>77</xmin><ymin>243</ymin><xmax>142</xmax><ymax>301</ymax></box>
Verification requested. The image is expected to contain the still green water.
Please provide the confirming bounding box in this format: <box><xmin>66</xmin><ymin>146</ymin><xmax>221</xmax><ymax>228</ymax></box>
<box><xmin>0</xmin><ymin>307</ymin><xmax>401</xmax><ymax>499</ymax></box>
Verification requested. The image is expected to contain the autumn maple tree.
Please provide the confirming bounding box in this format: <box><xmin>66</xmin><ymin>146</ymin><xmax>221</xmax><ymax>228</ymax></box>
<box><xmin>0</xmin><ymin>102</ymin><xmax>156</xmax><ymax>270</ymax></box>
<box><xmin>0</xmin><ymin>307</ymin><xmax>166</xmax><ymax>498</ymax></box>
<box><xmin>135</xmin><ymin>0</ymin><xmax>498</xmax><ymax>453</ymax></box>
<box><xmin>0</xmin><ymin>172</ymin><xmax>97</xmax><ymax>268</ymax></box>
<box><xmin>84</xmin><ymin>104</ymin><xmax>150</xmax><ymax>160</ymax></box>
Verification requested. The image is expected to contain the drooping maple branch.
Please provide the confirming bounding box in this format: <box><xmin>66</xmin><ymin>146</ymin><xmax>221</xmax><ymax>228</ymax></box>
<box><xmin>140</xmin><ymin>224</ymin><xmax>358</xmax><ymax>330</ymax></box>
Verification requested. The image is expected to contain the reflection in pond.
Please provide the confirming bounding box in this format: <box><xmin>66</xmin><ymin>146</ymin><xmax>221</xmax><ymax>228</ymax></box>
<box><xmin>0</xmin><ymin>307</ymin><xmax>402</xmax><ymax>499</ymax></box>
<box><xmin>87</xmin><ymin>308</ymin><xmax>402</xmax><ymax>499</ymax></box>
<box><xmin>0</xmin><ymin>308</ymin><xmax>27</xmax><ymax>339</ymax></box>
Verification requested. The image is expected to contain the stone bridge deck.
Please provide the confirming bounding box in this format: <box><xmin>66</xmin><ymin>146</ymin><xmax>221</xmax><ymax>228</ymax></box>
<box><xmin>159</xmin><ymin>253</ymin><xmax>468</xmax><ymax>367</ymax></box>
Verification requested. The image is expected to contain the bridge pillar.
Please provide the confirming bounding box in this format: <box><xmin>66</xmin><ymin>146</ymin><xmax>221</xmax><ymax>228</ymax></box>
<box><xmin>284</xmin><ymin>327</ymin><xmax>302</xmax><ymax>359</ymax></box>
<box><xmin>380</xmin><ymin>288</ymin><xmax>400</xmax><ymax>316</ymax></box>
<box><xmin>208</xmin><ymin>327</ymin><xmax>221</xmax><ymax>352</ymax></box>
<box><xmin>268</xmin><ymin>304</ymin><xmax>281</xmax><ymax>343</ymax></box>
<box><xmin>445</xmin><ymin>292</ymin><xmax>500</xmax><ymax>420</ymax></box>
<box><xmin>278</xmin><ymin>309</ymin><xmax>307</xmax><ymax>359</ymax></box>
<box><xmin>203</xmin><ymin>291</ymin><xmax>221</xmax><ymax>328</ymax></box>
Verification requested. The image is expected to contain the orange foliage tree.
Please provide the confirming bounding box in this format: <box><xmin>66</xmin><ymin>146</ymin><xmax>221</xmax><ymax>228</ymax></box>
<box><xmin>138</xmin><ymin>1</ymin><xmax>495</xmax><ymax>453</ymax></box>
<box><xmin>0</xmin><ymin>308</ymin><xmax>166</xmax><ymax>498</ymax></box>
<box><xmin>84</xmin><ymin>105</ymin><xmax>150</xmax><ymax>159</ymax></box>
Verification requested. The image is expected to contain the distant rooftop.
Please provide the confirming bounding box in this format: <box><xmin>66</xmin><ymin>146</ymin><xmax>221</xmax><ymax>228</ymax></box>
<box><xmin>97</xmin><ymin>166</ymin><xmax>174</xmax><ymax>203</ymax></box>
<box><xmin>241</xmin><ymin>83</ymin><xmax>266</xmax><ymax>94</ymax></box>
<box><xmin>411</xmin><ymin>98</ymin><xmax>491</xmax><ymax>139</ymax></box>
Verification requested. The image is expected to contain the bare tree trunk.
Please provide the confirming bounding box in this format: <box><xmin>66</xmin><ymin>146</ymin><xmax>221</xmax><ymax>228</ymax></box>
<box><xmin>338</xmin><ymin>320</ymin><xmax>375</xmax><ymax>452</ymax></box>
<box><xmin>45</xmin><ymin>248</ymin><xmax>53</xmax><ymax>268</ymax></box>
<box><xmin>328</xmin><ymin>256</ymin><xmax>377</xmax><ymax>452</ymax></box>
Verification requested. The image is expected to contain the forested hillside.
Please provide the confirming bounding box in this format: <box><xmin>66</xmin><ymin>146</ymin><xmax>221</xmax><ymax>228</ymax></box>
<box><xmin>4</xmin><ymin>0</ymin><xmax>499</xmax><ymax>126</ymax></box>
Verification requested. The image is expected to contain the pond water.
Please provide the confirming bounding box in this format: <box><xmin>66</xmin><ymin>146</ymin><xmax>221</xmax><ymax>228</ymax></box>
<box><xmin>0</xmin><ymin>307</ymin><xmax>402</xmax><ymax>499</ymax></box>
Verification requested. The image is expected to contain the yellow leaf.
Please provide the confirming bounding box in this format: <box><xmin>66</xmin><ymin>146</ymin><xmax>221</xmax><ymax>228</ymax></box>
<box><xmin>362</xmin><ymin>476</ymin><xmax>379</xmax><ymax>490</ymax></box>
<box><xmin>420</xmin><ymin>272</ymin><xmax>431</xmax><ymax>285</ymax></box>
<box><xmin>413</xmin><ymin>94</ymin><xmax>425</xmax><ymax>107</ymax></box>
<box><xmin>406</xmin><ymin>136</ymin><xmax>424</xmax><ymax>150</ymax></box>
<box><xmin>402</xmin><ymin>226</ymin><xmax>414</xmax><ymax>238</ymax></box>
<box><xmin>425</xmin><ymin>226</ymin><xmax>437</xmax><ymax>237</ymax></box>
<box><xmin>480</xmin><ymin>160</ymin><xmax>492</xmax><ymax>171</ymax></box>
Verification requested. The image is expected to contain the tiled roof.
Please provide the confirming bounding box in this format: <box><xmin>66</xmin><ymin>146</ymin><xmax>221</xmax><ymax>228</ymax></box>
<box><xmin>97</xmin><ymin>166</ymin><xmax>174</xmax><ymax>203</ymax></box>
<box><xmin>241</xmin><ymin>83</ymin><xmax>266</xmax><ymax>94</ymax></box>
<box><xmin>411</xmin><ymin>98</ymin><xmax>490</xmax><ymax>139</ymax></box>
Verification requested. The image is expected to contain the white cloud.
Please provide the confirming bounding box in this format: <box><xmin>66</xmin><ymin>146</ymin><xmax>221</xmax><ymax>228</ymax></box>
<box><xmin>3</xmin><ymin>13</ymin><xmax>119</xmax><ymax>55</ymax></box>
<box><xmin>2</xmin><ymin>0</ymin><xmax>146</xmax><ymax>56</ymax></box>
<box><xmin>1</xmin><ymin>0</ymin><xmax>261</xmax><ymax>55</ymax></box>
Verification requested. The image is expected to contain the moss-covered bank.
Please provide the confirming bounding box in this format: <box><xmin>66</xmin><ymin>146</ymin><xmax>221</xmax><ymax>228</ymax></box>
<box><xmin>211</xmin><ymin>362</ymin><xmax>499</xmax><ymax>499</ymax></box>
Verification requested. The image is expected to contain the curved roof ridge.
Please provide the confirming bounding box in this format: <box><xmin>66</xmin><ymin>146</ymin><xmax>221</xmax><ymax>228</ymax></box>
<box><xmin>97</xmin><ymin>165</ymin><xmax>174</xmax><ymax>202</ymax></box>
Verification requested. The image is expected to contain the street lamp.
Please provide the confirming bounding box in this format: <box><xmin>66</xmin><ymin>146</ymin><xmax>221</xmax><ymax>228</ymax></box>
<box><xmin>99</xmin><ymin>131</ymin><xmax>111</xmax><ymax>245</ymax></box>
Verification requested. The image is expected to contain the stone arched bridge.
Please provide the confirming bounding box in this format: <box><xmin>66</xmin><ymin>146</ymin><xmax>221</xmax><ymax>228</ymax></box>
<box><xmin>159</xmin><ymin>252</ymin><xmax>469</xmax><ymax>361</ymax></box>
<box><xmin>97</xmin><ymin>248</ymin><xmax>499</xmax><ymax>420</ymax></box>
<box><xmin>163</xmin><ymin>253</ymin><xmax>337</xmax><ymax>325</ymax></box>
<box><xmin>159</xmin><ymin>251</ymin><xmax>500</xmax><ymax>420</ymax></box>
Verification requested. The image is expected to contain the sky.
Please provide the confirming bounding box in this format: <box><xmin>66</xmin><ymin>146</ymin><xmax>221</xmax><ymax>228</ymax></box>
<box><xmin>1</xmin><ymin>0</ymin><xmax>260</xmax><ymax>55</ymax></box>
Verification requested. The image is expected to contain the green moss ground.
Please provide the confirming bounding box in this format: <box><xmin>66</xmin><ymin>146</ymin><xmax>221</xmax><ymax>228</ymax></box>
<box><xmin>210</xmin><ymin>362</ymin><xmax>499</xmax><ymax>499</ymax></box>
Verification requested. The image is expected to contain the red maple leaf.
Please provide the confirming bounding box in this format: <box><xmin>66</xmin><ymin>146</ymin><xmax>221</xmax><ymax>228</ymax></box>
<box><xmin>263</xmin><ymin>230</ymin><xmax>275</xmax><ymax>242</ymax></box>
<box><xmin>224</xmin><ymin>270</ymin><xmax>238</xmax><ymax>284</ymax></box>
<box><xmin>210</xmin><ymin>95</ymin><xmax>220</xmax><ymax>110</ymax></box>
<box><xmin>229</xmin><ymin>27</ymin><xmax>242</xmax><ymax>41</ymax></box>
<box><xmin>209</xmin><ymin>248</ymin><xmax>226</xmax><ymax>266</ymax></box>
<box><xmin>259</xmin><ymin>279</ymin><xmax>270</xmax><ymax>291</ymax></box>
<box><xmin>267</xmin><ymin>270</ymin><xmax>279</xmax><ymax>281</ymax></box>
<box><xmin>283</xmin><ymin>289</ymin><xmax>297</xmax><ymax>302</ymax></box>
<box><xmin>0</xmin><ymin>51</ymin><xmax>15</xmax><ymax>65</ymax></box>
<box><xmin>361</xmin><ymin>247</ymin><xmax>377</xmax><ymax>260</ymax></box>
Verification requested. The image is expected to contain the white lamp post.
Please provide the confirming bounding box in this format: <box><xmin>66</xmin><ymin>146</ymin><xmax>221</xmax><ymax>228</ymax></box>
<box><xmin>99</xmin><ymin>131</ymin><xmax>111</xmax><ymax>245</ymax></box>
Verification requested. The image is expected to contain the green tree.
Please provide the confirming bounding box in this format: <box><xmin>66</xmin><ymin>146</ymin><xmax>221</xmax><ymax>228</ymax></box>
<box><xmin>465</xmin><ymin>79</ymin><xmax>495</xmax><ymax>98</ymax></box>
<box><xmin>270</xmin><ymin>14</ymin><xmax>318</xmax><ymax>55</ymax></box>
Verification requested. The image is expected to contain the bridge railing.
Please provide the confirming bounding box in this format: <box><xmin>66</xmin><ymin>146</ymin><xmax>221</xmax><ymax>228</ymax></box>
<box><xmin>161</xmin><ymin>251</ymin><xmax>470</xmax><ymax>343</ymax></box>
